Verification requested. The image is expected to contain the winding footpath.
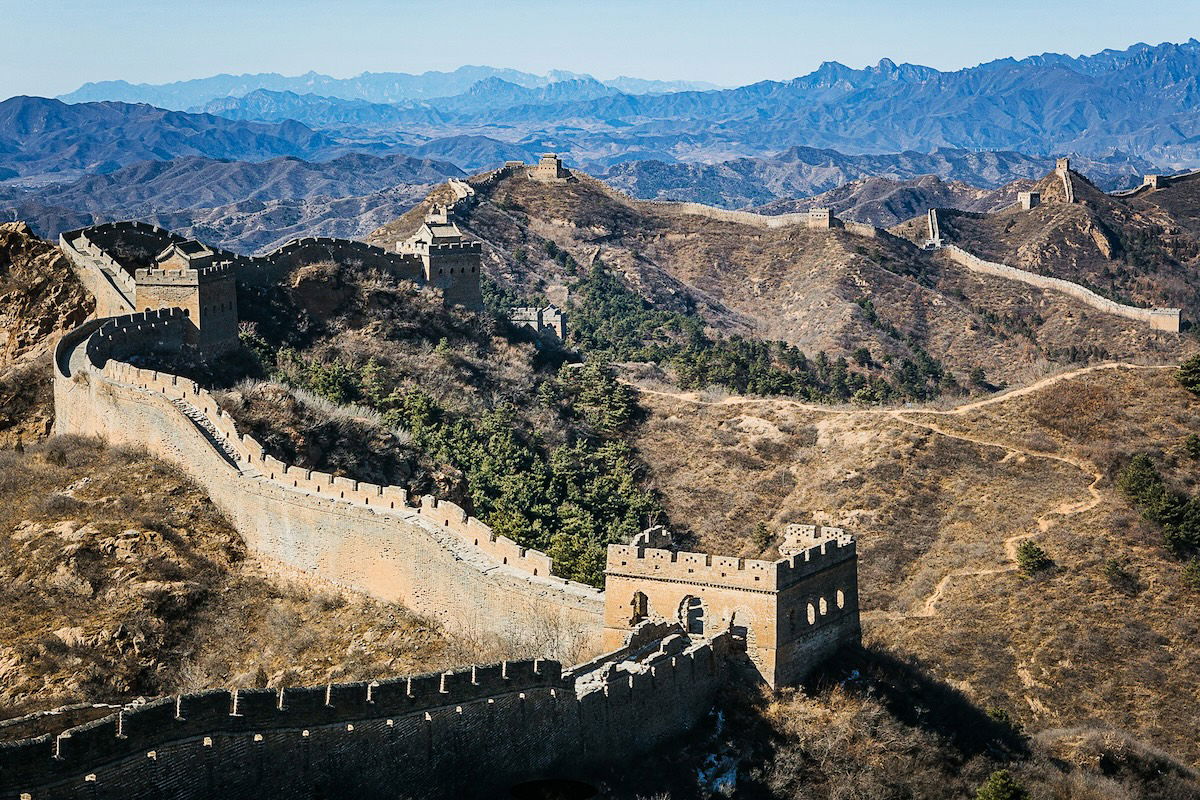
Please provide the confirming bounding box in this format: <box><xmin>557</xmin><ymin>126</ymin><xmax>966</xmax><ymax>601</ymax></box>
<box><xmin>629</xmin><ymin>362</ymin><xmax>1174</xmax><ymax>621</ymax></box>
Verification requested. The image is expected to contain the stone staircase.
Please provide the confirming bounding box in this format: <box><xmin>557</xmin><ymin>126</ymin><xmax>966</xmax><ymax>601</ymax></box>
<box><xmin>171</xmin><ymin>398</ymin><xmax>244</xmax><ymax>469</ymax></box>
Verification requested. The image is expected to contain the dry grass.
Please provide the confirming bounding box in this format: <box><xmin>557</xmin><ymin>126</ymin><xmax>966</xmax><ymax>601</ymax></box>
<box><xmin>630</xmin><ymin>365</ymin><xmax>1200</xmax><ymax>767</ymax></box>
<box><xmin>0</xmin><ymin>437</ymin><xmax>467</xmax><ymax>718</ymax></box>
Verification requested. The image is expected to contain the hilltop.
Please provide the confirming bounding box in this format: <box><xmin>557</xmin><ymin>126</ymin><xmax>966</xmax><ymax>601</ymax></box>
<box><xmin>371</xmin><ymin>167</ymin><xmax>1192</xmax><ymax>394</ymax></box>
<box><xmin>923</xmin><ymin>167</ymin><xmax>1200</xmax><ymax>314</ymax></box>
<box><xmin>628</xmin><ymin>362</ymin><xmax>1200</xmax><ymax>769</ymax></box>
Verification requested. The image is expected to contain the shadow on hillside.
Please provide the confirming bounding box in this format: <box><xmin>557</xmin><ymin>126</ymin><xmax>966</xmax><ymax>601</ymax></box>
<box><xmin>809</xmin><ymin>644</ymin><xmax>1029</xmax><ymax>759</ymax></box>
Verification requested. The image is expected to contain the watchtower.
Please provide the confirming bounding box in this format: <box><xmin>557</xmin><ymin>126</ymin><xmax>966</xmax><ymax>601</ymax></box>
<box><xmin>1056</xmin><ymin>157</ymin><xmax>1071</xmax><ymax>175</ymax></box>
<box><xmin>397</xmin><ymin>211</ymin><xmax>484</xmax><ymax>310</ymax></box>
<box><xmin>529</xmin><ymin>154</ymin><xmax>569</xmax><ymax>183</ymax></box>
<box><xmin>602</xmin><ymin>523</ymin><xmax>860</xmax><ymax>687</ymax></box>
<box><xmin>133</xmin><ymin>241</ymin><xmax>238</xmax><ymax>353</ymax></box>
<box><xmin>806</xmin><ymin>207</ymin><xmax>833</xmax><ymax>229</ymax></box>
<box><xmin>1018</xmin><ymin>191</ymin><xmax>1041</xmax><ymax>210</ymax></box>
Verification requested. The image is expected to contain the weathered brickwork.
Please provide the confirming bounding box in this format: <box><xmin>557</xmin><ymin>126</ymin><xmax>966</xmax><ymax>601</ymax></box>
<box><xmin>53</xmin><ymin>317</ymin><xmax>607</xmax><ymax>656</ymax></box>
<box><xmin>528</xmin><ymin>153</ymin><xmax>570</xmax><ymax>183</ymax></box>
<box><xmin>24</xmin><ymin>191</ymin><xmax>870</xmax><ymax>796</ymax></box>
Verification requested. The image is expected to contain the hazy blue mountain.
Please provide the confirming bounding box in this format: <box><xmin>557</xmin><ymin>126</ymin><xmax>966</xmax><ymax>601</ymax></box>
<box><xmin>0</xmin><ymin>152</ymin><xmax>461</xmax><ymax>249</ymax></box>
<box><xmin>59</xmin><ymin>67</ymin><xmax>716</xmax><ymax>110</ymax></box>
<box><xmin>196</xmin><ymin>90</ymin><xmax>444</xmax><ymax>127</ymax></box>
<box><xmin>0</xmin><ymin>96</ymin><xmax>339</xmax><ymax>179</ymax></box>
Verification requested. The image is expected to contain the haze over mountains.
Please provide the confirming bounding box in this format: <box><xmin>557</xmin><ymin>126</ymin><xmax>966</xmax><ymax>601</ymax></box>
<box><xmin>59</xmin><ymin>66</ymin><xmax>720</xmax><ymax>109</ymax></box>
<box><xmin>3</xmin><ymin>38</ymin><xmax>1200</xmax><ymax>248</ymax></box>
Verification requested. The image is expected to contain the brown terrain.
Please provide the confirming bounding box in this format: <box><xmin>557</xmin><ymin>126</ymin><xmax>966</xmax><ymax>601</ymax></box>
<box><xmin>371</xmin><ymin>169</ymin><xmax>1193</xmax><ymax>388</ymax></box>
<box><xmin>915</xmin><ymin>169</ymin><xmax>1200</xmax><ymax>314</ymax></box>
<box><xmin>3</xmin><ymin>157</ymin><xmax>1200</xmax><ymax>796</ymax></box>
<box><xmin>0</xmin><ymin>222</ymin><xmax>93</xmax><ymax>446</ymax></box>
<box><xmin>627</xmin><ymin>363</ymin><xmax>1200</xmax><ymax>767</ymax></box>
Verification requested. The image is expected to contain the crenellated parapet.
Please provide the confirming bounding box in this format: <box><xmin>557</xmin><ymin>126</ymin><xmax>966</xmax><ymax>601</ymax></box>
<box><xmin>0</xmin><ymin>630</ymin><xmax>729</xmax><ymax>799</ymax></box>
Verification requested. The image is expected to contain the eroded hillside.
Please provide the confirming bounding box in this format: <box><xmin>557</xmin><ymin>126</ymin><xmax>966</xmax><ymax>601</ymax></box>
<box><xmin>0</xmin><ymin>436</ymin><xmax>458</xmax><ymax>718</ymax></box>
<box><xmin>628</xmin><ymin>363</ymin><xmax>1200</xmax><ymax>767</ymax></box>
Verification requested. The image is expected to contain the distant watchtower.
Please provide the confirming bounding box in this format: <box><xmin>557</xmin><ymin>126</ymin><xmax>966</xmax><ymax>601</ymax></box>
<box><xmin>134</xmin><ymin>241</ymin><xmax>238</xmax><ymax>353</ymax></box>
<box><xmin>397</xmin><ymin>209</ymin><xmax>484</xmax><ymax>310</ymax></box>
<box><xmin>603</xmin><ymin>523</ymin><xmax>860</xmax><ymax>687</ymax></box>
<box><xmin>1018</xmin><ymin>191</ymin><xmax>1041</xmax><ymax>210</ymax></box>
<box><xmin>806</xmin><ymin>207</ymin><xmax>833</xmax><ymax>229</ymax></box>
<box><xmin>528</xmin><ymin>154</ymin><xmax>570</xmax><ymax>183</ymax></box>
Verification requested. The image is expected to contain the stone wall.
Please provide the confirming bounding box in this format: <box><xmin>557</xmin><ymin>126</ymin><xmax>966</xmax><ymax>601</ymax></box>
<box><xmin>943</xmin><ymin>244</ymin><xmax>1182</xmax><ymax>332</ymax></box>
<box><xmin>0</xmin><ymin>635</ymin><xmax>728</xmax><ymax>800</ymax></box>
<box><xmin>53</xmin><ymin>317</ymin><xmax>606</xmax><ymax>660</ymax></box>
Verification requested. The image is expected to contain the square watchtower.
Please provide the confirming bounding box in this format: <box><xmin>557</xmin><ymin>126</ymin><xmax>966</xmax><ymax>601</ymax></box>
<box><xmin>134</xmin><ymin>241</ymin><xmax>239</xmax><ymax>354</ymax></box>
<box><xmin>602</xmin><ymin>523</ymin><xmax>860</xmax><ymax>687</ymax></box>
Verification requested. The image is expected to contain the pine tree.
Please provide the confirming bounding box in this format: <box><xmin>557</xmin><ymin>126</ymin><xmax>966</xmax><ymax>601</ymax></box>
<box><xmin>974</xmin><ymin>770</ymin><xmax>1030</xmax><ymax>800</ymax></box>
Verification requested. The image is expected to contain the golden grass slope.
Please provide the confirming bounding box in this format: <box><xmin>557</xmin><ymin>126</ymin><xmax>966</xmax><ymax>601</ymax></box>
<box><xmin>628</xmin><ymin>364</ymin><xmax>1200</xmax><ymax>765</ymax></box>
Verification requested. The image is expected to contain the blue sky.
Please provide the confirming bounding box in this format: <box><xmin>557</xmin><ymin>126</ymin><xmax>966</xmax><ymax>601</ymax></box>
<box><xmin>3</xmin><ymin>0</ymin><xmax>1199</xmax><ymax>99</ymax></box>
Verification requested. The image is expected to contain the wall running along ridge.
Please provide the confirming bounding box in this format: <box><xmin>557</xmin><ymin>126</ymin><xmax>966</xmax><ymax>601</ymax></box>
<box><xmin>941</xmin><ymin>242</ymin><xmax>1182</xmax><ymax>332</ymax></box>
<box><xmin>52</xmin><ymin>311</ymin><xmax>606</xmax><ymax>658</ymax></box>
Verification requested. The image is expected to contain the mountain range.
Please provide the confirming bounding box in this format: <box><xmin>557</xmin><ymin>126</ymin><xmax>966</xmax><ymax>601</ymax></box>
<box><xmin>57</xmin><ymin>40</ymin><xmax>1200</xmax><ymax>172</ymax></box>
<box><xmin>59</xmin><ymin>66</ymin><xmax>719</xmax><ymax>110</ymax></box>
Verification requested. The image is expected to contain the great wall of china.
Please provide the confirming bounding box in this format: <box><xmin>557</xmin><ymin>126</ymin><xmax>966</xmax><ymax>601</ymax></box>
<box><xmin>6</xmin><ymin>152</ymin><xmax>1187</xmax><ymax>798</ymax></box>
<box><xmin>1</xmin><ymin>219</ymin><xmax>861</xmax><ymax>797</ymax></box>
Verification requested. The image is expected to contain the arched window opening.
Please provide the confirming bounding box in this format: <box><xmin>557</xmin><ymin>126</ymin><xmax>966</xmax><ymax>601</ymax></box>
<box><xmin>819</xmin><ymin>597</ymin><xmax>828</xmax><ymax>616</ymax></box>
<box><xmin>807</xmin><ymin>603</ymin><xmax>816</xmax><ymax>625</ymax></box>
<box><xmin>679</xmin><ymin>596</ymin><xmax>705</xmax><ymax>636</ymax></box>
<box><xmin>836</xmin><ymin>589</ymin><xmax>845</xmax><ymax>609</ymax></box>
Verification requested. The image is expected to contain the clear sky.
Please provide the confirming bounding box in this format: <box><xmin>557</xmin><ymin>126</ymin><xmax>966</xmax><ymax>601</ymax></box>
<box><xmin>3</xmin><ymin>0</ymin><xmax>1199</xmax><ymax>99</ymax></box>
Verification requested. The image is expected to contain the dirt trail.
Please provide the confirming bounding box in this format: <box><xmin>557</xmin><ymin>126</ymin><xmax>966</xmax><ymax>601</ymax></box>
<box><xmin>629</xmin><ymin>361</ymin><xmax>1168</xmax><ymax>621</ymax></box>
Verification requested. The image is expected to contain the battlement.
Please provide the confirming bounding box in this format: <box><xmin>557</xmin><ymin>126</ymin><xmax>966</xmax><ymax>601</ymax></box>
<box><xmin>603</xmin><ymin>524</ymin><xmax>859</xmax><ymax>687</ymax></box>
<box><xmin>528</xmin><ymin>153</ymin><xmax>570</xmax><ymax>183</ymax></box>
<box><xmin>608</xmin><ymin>532</ymin><xmax>856</xmax><ymax>592</ymax></box>
<box><xmin>89</xmin><ymin>351</ymin><xmax>587</xmax><ymax>594</ymax></box>
<box><xmin>1</xmin><ymin>629</ymin><xmax>729</xmax><ymax>798</ymax></box>
<box><xmin>134</xmin><ymin>262</ymin><xmax>236</xmax><ymax>283</ymax></box>
<box><xmin>0</xmin><ymin>660</ymin><xmax>561</xmax><ymax>781</ymax></box>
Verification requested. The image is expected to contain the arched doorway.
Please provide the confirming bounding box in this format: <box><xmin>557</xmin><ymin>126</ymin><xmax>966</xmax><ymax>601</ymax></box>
<box><xmin>629</xmin><ymin>591</ymin><xmax>649</xmax><ymax>626</ymax></box>
<box><xmin>679</xmin><ymin>596</ymin><xmax>705</xmax><ymax>635</ymax></box>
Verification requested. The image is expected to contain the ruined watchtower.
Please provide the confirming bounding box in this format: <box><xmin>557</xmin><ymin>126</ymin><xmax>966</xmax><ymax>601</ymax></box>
<box><xmin>529</xmin><ymin>154</ymin><xmax>569</xmax><ymax>183</ymax></box>
<box><xmin>397</xmin><ymin>209</ymin><xmax>484</xmax><ymax>310</ymax></box>
<box><xmin>603</xmin><ymin>523</ymin><xmax>860</xmax><ymax>687</ymax></box>
<box><xmin>1018</xmin><ymin>191</ymin><xmax>1041</xmax><ymax>210</ymax></box>
<box><xmin>133</xmin><ymin>241</ymin><xmax>238</xmax><ymax>353</ymax></box>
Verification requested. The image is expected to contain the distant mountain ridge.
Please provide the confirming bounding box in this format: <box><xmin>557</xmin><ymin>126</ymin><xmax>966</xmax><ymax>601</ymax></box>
<box><xmin>65</xmin><ymin>39</ymin><xmax>1200</xmax><ymax>169</ymax></box>
<box><xmin>58</xmin><ymin>66</ymin><xmax>719</xmax><ymax>110</ymax></box>
<box><xmin>0</xmin><ymin>96</ymin><xmax>338</xmax><ymax>180</ymax></box>
<box><xmin>602</xmin><ymin>148</ymin><xmax>1151</xmax><ymax>209</ymax></box>
<box><xmin>0</xmin><ymin>152</ymin><xmax>463</xmax><ymax>251</ymax></box>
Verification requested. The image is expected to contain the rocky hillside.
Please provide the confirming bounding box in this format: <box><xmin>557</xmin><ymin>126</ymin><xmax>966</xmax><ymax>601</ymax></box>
<box><xmin>0</xmin><ymin>435</ymin><xmax>460</xmax><ymax>718</ymax></box>
<box><xmin>372</xmin><ymin>170</ymin><xmax>1193</xmax><ymax>394</ymax></box>
<box><xmin>0</xmin><ymin>222</ymin><xmax>92</xmax><ymax>446</ymax></box>
<box><xmin>755</xmin><ymin>174</ymin><xmax>1028</xmax><ymax>227</ymax></box>
<box><xmin>603</xmin><ymin>148</ymin><xmax>1143</xmax><ymax>209</ymax></box>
